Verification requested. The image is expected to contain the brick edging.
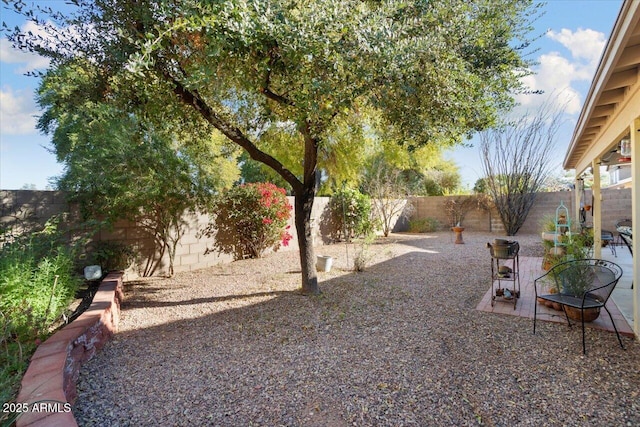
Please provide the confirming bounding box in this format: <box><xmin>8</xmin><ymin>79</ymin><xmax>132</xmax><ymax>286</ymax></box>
<box><xmin>15</xmin><ymin>272</ymin><xmax>124</xmax><ymax>427</ymax></box>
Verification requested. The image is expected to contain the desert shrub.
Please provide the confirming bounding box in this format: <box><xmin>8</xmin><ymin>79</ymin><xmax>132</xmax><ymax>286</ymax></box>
<box><xmin>408</xmin><ymin>217</ymin><xmax>441</xmax><ymax>233</ymax></box>
<box><xmin>204</xmin><ymin>183</ymin><xmax>293</xmax><ymax>259</ymax></box>
<box><xmin>329</xmin><ymin>188</ymin><xmax>376</xmax><ymax>242</ymax></box>
<box><xmin>89</xmin><ymin>240</ymin><xmax>138</xmax><ymax>272</ymax></box>
<box><xmin>0</xmin><ymin>216</ymin><xmax>81</xmax><ymax>408</ymax></box>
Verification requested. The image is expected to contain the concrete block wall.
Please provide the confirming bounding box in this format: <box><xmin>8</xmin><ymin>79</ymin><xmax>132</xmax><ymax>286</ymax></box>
<box><xmin>1</xmin><ymin>190</ymin><xmax>70</xmax><ymax>241</ymax></box>
<box><xmin>515</xmin><ymin>192</ymin><xmax>575</xmax><ymax>234</ymax></box>
<box><xmin>2</xmin><ymin>189</ymin><xmax>633</xmax><ymax>276</ymax></box>
<box><xmin>99</xmin><ymin>196</ymin><xmax>333</xmax><ymax>277</ymax></box>
<box><xmin>601</xmin><ymin>188</ymin><xmax>633</xmax><ymax>232</ymax></box>
<box><xmin>408</xmin><ymin>196</ymin><xmax>504</xmax><ymax>233</ymax></box>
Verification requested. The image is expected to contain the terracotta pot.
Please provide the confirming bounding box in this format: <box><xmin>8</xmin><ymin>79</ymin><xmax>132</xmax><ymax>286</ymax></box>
<box><xmin>452</xmin><ymin>226</ymin><xmax>465</xmax><ymax>244</ymax></box>
<box><xmin>564</xmin><ymin>305</ymin><xmax>601</xmax><ymax>322</ymax></box>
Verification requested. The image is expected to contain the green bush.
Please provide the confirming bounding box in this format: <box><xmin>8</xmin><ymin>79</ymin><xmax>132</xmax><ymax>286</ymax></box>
<box><xmin>329</xmin><ymin>188</ymin><xmax>376</xmax><ymax>242</ymax></box>
<box><xmin>204</xmin><ymin>183</ymin><xmax>293</xmax><ymax>260</ymax></box>
<box><xmin>89</xmin><ymin>240</ymin><xmax>137</xmax><ymax>272</ymax></box>
<box><xmin>0</xmin><ymin>217</ymin><xmax>81</xmax><ymax>408</ymax></box>
<box><xmin>408</xmin><ymin>217</ymin><xmax>441</xmax><ymax>233</ymax></box>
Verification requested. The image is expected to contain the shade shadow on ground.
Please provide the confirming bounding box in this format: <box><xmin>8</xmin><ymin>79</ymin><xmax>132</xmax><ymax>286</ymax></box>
<box><xmin>73</xmin><ymin>232</ymin><xmax>640</xmax><ymax>427</ymax></box>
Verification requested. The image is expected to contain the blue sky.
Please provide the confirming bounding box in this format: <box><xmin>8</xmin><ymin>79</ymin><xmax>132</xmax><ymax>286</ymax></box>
<box><xmin>0</xmin><ymin>0</ymin><xmax>624</xmax><ymax>190</ymax></box>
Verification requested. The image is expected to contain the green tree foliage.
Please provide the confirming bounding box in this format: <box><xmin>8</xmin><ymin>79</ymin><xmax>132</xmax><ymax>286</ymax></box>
<box><xmin>8</xmin><ymin>0</ymin><xmax>538</xmax><ymax>293</ymax></box>
<box><xmin>36</xmin><ymin>59</ymin><xmax>239</xmax><ymax>276</ymax></box>
<box><xmin>238</xmin><ymin>152</ymin><xmax>292</xmax><ymax>190</ymax></box>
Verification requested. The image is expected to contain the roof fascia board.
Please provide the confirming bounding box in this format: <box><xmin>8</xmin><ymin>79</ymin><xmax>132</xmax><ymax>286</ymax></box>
<box><xmin>563</xmin><ymin>0</ymin><xmax>638</xmax><ymax>169</ymax></box>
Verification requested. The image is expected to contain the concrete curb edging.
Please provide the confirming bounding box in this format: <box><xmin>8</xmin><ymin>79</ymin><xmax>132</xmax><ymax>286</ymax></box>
<box><xmin>15</xmin><ymin>272</ymin><xmax>124</xmax><ymax>427</ymax></box>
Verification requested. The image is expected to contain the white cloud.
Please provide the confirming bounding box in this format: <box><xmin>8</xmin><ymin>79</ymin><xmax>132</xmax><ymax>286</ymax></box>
<box><xmin>0</xmin><ymin>21</ymin><xmax>51</xmax><ymax>73</ymax></box>
<box><xmin>547</xmin><ymin>28</ymin><xmax>607</xmax><ymax>66</ymax></box>
<box><xmin>516</xmin><ymin>28</ymin><xmax>607</xmax><ymax>116</ymax></box>
<box><xmin>0</xmin><ymin>86</ymin><xmax>39</xmax><ymax>135</ymax></box>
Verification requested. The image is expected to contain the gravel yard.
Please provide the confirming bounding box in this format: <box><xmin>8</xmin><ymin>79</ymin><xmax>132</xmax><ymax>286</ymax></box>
<box><xmin>74</xmin><ymin>232</ymin><xmax>640</xmax><ymax>426</ymax></box>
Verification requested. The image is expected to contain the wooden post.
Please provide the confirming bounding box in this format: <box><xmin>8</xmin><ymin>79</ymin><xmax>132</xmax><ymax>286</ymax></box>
<box><xmin>631</xmin><ymin>118</ymin><xmax>640</xmax><ymax>338</ymax></box>
<box><xmin>592</xmin><ymin>159</ymin><xmax>602</xmax><ymax>258</ymax></box>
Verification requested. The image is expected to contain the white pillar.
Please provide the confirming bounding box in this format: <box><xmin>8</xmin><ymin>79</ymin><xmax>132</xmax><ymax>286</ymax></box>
<box><xmin>574</xmin><ymin>178</ymin><xmax>582</xmax><ymax>227</ymax></box>
<box><xmin>592</xmin><ymin>159</ymin><xmax>602</xmax><ymax>258</ymax></box>
<box><xmin>631</xmin><ymin>118</ymin><xmax>640</xmax><ymax>338</ymax></box>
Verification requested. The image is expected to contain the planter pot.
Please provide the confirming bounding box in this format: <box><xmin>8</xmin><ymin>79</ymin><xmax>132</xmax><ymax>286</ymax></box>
<box><xmin>549</xmin><ymin>246</ymin><xmax>566</xmax><ymax>256</ymax></box>
<box><xmin>541</xmin><ymin>231</ymin><xmax>558</xmax><ymax>241</ymax></box>
<box><xmin>316</xmin><ymin>256</ymin><xmax>333</xmax><ymax>272</ymax></box>
<box><xmin>452</xmin><ymin>226</ymin><xmax>465</xmax><ymax>244</ymax></box>
<box><xmin>564</xmin><ymin>305</ymin><xmax>601</xmax><ymax>322</ymax></box>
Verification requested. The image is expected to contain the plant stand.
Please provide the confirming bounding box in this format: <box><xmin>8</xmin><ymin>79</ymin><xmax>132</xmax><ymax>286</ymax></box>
<box><xmin>488</xmin><ymin>240</ymin><xmax>520</xmax><ymax>310</ymax></box>
<box><xmin>452</xmin><ymin>226</ymin><xmax>465</xmax><ymax>244</ymax></box>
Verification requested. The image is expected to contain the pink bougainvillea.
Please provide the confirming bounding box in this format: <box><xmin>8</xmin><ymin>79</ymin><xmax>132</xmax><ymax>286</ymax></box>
<box><xmin>208</xmin><ymin>182</ymin><xmax>293</xmax><ymax>259</ymax></box>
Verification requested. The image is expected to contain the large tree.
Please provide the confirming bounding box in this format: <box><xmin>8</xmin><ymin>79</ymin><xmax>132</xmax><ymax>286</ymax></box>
<box><xmin>9</xmin><ymin>0</ymin><xmax>537</xmax><ymax>294</ymax></box>
<box><xmin>36</xmin><ymin>59</ymin><xmax>239</xmax><ymax>276</ymax></box>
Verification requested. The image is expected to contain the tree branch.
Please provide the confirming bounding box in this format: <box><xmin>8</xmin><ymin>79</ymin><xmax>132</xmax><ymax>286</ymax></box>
<box><xmin>260</xmin><ymin>52</ymin><xmax>295</xmax><ymax>107</ymax></box>
<box><xmin>160</xmin><ymin>65</ymin><xmax>303</xmax><ymax>193</ymax></box>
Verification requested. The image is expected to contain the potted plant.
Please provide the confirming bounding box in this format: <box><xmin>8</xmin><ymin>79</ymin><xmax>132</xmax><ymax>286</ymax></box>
<box><xmin>444</xmin><ymin>196</ymin><xmax>478</xmax><ymax>244</ymax></box>
<box><xmin>538</xmin><ymin>226</ymin><xmax>600</xmax><ymax>320</ymax></box>
<box><xmin>556</xmin><ymin>260</ymin><xmax>601</xmax><ymax>322</ymax></box>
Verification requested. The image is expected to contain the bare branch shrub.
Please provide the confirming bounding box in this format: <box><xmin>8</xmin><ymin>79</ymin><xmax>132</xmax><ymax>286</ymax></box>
<box><xmin>480</xmin><ymin>102</ymin><xmax>564</xmax><ymax>235</ymax></box>
<box><xmin>443</xmin><ymin>196</ymin><xmax>478</xmax><ymax>228</ymax></box>
<box><xmin>362</xmin><ymin>164</ymin><xmax>415</xmax><ymax>237</ymax></box>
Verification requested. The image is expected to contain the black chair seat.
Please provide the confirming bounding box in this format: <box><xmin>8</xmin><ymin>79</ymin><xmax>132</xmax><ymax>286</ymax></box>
<box><xmin>537</xmin><ymin>293</ymin><xmax>603</xmax><ymax>310</ymax></box>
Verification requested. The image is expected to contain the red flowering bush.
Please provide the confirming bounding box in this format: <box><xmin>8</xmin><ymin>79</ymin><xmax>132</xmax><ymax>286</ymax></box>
<box><xmin>204</xmin><ymin>183</ymin><xmax>293</xmax><ymax>259</ymax></box>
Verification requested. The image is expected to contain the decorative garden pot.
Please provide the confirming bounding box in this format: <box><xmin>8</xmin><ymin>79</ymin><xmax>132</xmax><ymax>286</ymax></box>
<box><xmin>316</xmin><ymin>256</ymin><xmax>333</xmax><ymax>272</ymax></box>
<box><xmin>564</xmin><ymin>305</ymin><xmax>601</xmax><ymax>322</ymax></box>
<box><xmin>452</xmin><ymin>226</ymin><xmax>465</xmax><ymax>244</ymax></box>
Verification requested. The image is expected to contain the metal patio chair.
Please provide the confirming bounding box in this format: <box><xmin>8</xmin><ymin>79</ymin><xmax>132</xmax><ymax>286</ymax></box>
<box><xmin>616</xmin><ymin>219</ymin><xmax>632</xmax><ymax>255</ymax></box>
<box><xmin>533</xmin><ymin>259</ymin><xmax>625</xmax><ymax>354</ymax></box>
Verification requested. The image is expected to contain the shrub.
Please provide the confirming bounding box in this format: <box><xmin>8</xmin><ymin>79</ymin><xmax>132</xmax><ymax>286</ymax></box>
<box><xmin>443</xmin><ymin>195</ymin><xmax>478</xmax><ymax>227</ymax></box>
<box><xmin>205</xmin><ymin>183</ymin><xmax>293</xmax><ymax>259</ymax></box>
<box><xmin>408</xmin><ymin>217</ymin><xmax>441</xmax><ymax>233</ymax></box>
<box><xmin>88</xmin><ymin>240</ymin><xmax>138</xmax><ymax>272</ymax></box>
<box><xmin>329</xmin><ymin>188</ymin><xmax>376</xmax><ymax>242</ymax></box>
<box><xmin>0</xmin><ymin>216</ymin><xmax>81</xmax><ymax>408</ymax></box>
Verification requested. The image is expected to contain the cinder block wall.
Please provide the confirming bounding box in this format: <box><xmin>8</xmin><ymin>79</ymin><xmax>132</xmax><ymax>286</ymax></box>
<box><xmin>2</xmin><ymin>188</ymin><xmax>633</xmax><ymax>276</ymax></box>
<box><xmin>1</xmin><ymin>191</ymin><xmax>337</xmax><ymax>277</ymax></box>
<box><xmin>409</xmin><ymin>195</ymin><xmax>504</xmax><ymax>232</ymax></box>
<box><xmin>407</xmin><ymin>188</ymin><xmax>631</xmax><ymax>235</ymax></box>
<box><xmin>1</xmin><ymin>190</ymin><xmax>71</xmax><ymax>236</ymax></box>
<box><xmin>601</xmin><ymin>188</ymin><xmax>633</xmax><ymax>231</ymax></box>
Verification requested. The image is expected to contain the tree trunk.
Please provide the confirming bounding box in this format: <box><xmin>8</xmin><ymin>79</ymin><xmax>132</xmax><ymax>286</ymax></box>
<box><xmin>166</xmin><ymin>78</ymin><xmax>322</xmax><ymax>293</ymax></box>
<box><xmin>294</xmin><ymin>180</ymin><xmax>320</xmax><ymax>295</ymax></box>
